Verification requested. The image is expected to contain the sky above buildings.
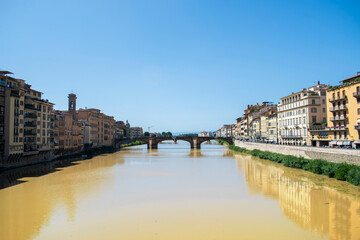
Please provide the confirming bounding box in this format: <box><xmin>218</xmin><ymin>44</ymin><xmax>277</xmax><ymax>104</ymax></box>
<box><xmin>1</xmin><ymin>0</ymin><xmax>360</xmax><ymax>132</ymax></box>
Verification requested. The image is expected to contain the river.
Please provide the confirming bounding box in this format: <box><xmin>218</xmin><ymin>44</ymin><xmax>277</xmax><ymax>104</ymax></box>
<box><xmin>1</xmin><ymin>140</ymin><xmax>360</xmax><ymax>240</ymax></box>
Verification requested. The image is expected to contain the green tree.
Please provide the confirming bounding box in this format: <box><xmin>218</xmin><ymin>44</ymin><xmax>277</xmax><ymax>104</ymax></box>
<box><xmin>144</xmin><ymin>132</ymin><xmax>150</xmax><ymax>137</ymax></box>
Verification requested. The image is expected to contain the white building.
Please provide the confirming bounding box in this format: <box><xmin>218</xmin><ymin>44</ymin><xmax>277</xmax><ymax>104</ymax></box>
<box><xmin>277</xmin><ymin>83</ymin><xmax>328</xmax><ymax>146</ymax></box>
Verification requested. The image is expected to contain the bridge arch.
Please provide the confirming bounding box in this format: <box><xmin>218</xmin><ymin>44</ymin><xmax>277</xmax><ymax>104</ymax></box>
<box><xmin>114</xmin><ymin>136</ymin><xmax>233</xmax><ymax>150</ymax></box>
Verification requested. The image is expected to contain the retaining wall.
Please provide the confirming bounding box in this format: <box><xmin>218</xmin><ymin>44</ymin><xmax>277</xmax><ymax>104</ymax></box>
<box><xmin>235</xmin><ymin>140</ymin><xmax>360</xmax><ymax>165</ymax></box>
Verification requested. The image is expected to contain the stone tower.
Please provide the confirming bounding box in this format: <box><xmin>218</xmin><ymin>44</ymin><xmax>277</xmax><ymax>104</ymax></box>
<box><xmin>68</xmin><ymin>93</ymin><xmax>77</xmax><ymax>117</ymax></box>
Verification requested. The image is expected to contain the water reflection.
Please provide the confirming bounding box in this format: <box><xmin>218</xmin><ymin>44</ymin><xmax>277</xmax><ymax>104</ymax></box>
<box><xmin>0</xmin><ymin>154</ymin><xmax>121</xmax><ymax>240</ymax></box>
<box><xmin>0</xmin><ymin>159</ymin><xmax>80</xmax><ymax>190</ymax></box>
<box><xmin>236</xmin><ymin>154</ymin><xmax>360</xmax><ymax>240</ymax></box>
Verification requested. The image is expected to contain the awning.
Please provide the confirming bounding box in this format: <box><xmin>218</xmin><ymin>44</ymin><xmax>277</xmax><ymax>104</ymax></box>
<box><xmin>357</xmin><ymin>119</ymin><xmax>360</xmax><ymax>124</ymax></box>
<box><xmin>337</xmin><ymin>141</ymin><xmax>344</xmax><ymax>145</ymax></box>
<box><xmin>354</xmin><ymin>141</ymin><xmax>360</xmax><ymax>144</ymax></box>
<box><xmin>330</xmin><ymin>141</ymin><xmax>337</xmax><ymax>145</ymax></box>
<box><xmin>343</xmin><ymin>141</ymin><xmax>352</xmax><ymax>146</ymax></box>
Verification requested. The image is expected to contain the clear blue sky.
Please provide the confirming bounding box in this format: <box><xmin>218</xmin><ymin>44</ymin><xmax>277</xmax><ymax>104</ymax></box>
<box><xmin>1</xmin><ymin>0</ymin><xmax>360</xmax><ymax>132</ymax></box>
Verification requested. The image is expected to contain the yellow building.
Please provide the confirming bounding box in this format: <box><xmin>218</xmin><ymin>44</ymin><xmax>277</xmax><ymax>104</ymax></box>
<box><xmin>310</xmin><ymin>73</ymin><xmax>360</xmax><ymax>148</ymax></box>
<box><xmin>77</xmin><ymin>108</ymin><xmax>115</xmax><ymax>147</ymax></box>
<box><xmin>265</xmin><ymin>109</ymin><xmax>278</xmax><ymax>142</ymax></box>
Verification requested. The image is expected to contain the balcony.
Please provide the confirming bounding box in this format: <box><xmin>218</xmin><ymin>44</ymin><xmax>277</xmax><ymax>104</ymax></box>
<box><xmin>354</xmin><ymin>91</ymin><xmax>360</xmax><ymax>98</ymax></box>
<box><xmin>309</xmin><ymin>126</ymin><xmax>329</xmax><ymax>132</ymax></box>
<box><xmin>24</xmin><ymin>113</ymin><xmax>37</xmax><ymax>119</ymax></box>
<box><xmin>329</xmin><ymin>96</ymin><xmax>347</xmax><ymax>103</ymax></box>
<box><xmin>330</xmin><ymin>115</ymin><xmax>346</xmax><ymax>121</ymax></box>
<box><xmin>329</xmin><ymin>105</ymin><xmax>347</xmax><ymax>112</ymax></box>
<box><xmin>329</xmin><ymin>126</ymin><xmax>348</xmax><ymax>131</ymax></box>
<box><xmin>24</xmin><ymin>122</ymin><xmax>37</xmax><ymax>128</ymax></box>
<box><xmin>24</xmin><ymin>131</ymin><xmax>36</xmax><ymax>136</ymax></box>
<box><xmin>25</xmin><ymin>104</ymin><xmax>41</xmax><ymax>111</ymax></box>
<box><xmin>281</xmin><ymin>135</ymin><xmax>303</xmax><ymax>139</ymax></box>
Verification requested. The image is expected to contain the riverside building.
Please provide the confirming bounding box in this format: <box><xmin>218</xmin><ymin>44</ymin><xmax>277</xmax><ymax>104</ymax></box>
<box><xmin>235</xmin><ymin>116</ymin><xmax>247</xmax><ymax>140</ymax></box>
<box><xmin>277</xmin><ymin>82</ymin><xmax>328</xmax><ymax>146</ymax></box>
<box><xmin>244</xmin><ymin>102</ymin><xmax>276</xmax><ymax>142</ymax></box>
<box><xmin>77</xmin><ymin>107</ymin><xmax>115</xmax><ymax>147</ymax></box>
<box><xmin>0</xmin><ymin>71</ymin><xmax>54</xmax><ymax>164</ymax></box>
<box><xmin>130</xmin><ymin>127</ymin><xmax>143</xmax><ymax>139</ymax></box>
<box><xmin>310</xmin><ymin>73</ymin><xmax>360</xmax><ymax>148</ymax></box>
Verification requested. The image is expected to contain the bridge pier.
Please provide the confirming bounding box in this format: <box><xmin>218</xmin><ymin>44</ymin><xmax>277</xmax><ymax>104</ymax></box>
<box><xmin>147</xmin><ymin>139</ymin><xmax>158</xmax><ymax>150</ymax></box>
<box><xmin>191</xmin><ymin>138</ymin><xmax>201</xmax><ymax>149</ymax></box>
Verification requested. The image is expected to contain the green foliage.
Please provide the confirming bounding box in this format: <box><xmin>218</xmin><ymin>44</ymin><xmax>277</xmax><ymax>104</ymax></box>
<box><xmin>334</xmin><ymin>163</ymin><xmax>353</xmax><ymax>180</ymax></box>
<box><xmin>306</xmin><ymin>159</ymin><xmax>326</xmax><ymax>174</ymax></box>
<box><xmin>144</xmin><ymin>132</ymin><xmax>150</xmax><ymax>137</ymax></box>
<box><xmin>119</xmin><ymin>141</ymin><xmax>144</xmax><ymax>148</ymax></box>
<box><xmin>228</xmin><ymin>144</ymin><xmax>360</xmax><ymax>186</ymax></box>
<box><xmin>217</xmin><ymin>140</ymin><xmax>229</xmax><ymax>145</ymax></box>
<box><xmin>346</xmin><ymin>166</ymin><xmax>360</xmax><ymax>186</ymax></box>
<box><xmin>283</xmin><ymin>156</ymin><xmax>309</xmax><ymax>169</ymax></box>
<box><xmin>322</xmin><ymin>162</ymin><xmax>337</xmax><ymax>177</ymax></box>
<box><xmin>161</xmin><ymin>132</ymin><xmax>173</xmax><ymax>137</ymax></box>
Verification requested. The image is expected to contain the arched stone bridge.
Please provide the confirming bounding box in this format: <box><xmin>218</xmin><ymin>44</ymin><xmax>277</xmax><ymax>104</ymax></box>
<box><xmin>114</xmin><ymin>136</ymin><xmax>233</xmax><ymax>150</ymax></box>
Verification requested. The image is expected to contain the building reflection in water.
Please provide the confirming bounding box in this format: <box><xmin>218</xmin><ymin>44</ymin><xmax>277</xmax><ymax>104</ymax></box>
<box><xmin>236</xmin><ymin>154</ymin><xmax>360</xmax><ymax>240</ymax></box>
<box><xmin>0</xmin><ymin>153</ymin><xmax>123</xmax><ymax>240</ymax></box>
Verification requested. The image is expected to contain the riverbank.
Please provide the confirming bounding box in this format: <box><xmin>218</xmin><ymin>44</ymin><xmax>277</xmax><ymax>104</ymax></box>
<box><xmin>228</xmin><ymin>144</ymin><xmax>360</xmax><ymax>186</ymax></box>
<box><xmin>235</xmin><ymin>140</ymin><xmax>360</xmax><ymax>164</ymax></box>
<box><xmin>0</xmin><ymin>141</ymin><xmax>145</xmax><ymax>172</ymax></box>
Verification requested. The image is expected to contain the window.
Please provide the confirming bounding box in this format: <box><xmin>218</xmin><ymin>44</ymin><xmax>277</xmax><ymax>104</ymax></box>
<box><xmin>312</xmin><ymin>116</ymin><xmax>317</xmax><ymax>123</ymax></box>
<box><xmin>311</xmin><ymin>108</ymin><xmax>317</xmax><ymax>113</ymax></box>
<box><xmin>322</xmin><ymin>99</ymin><xmax>325</xmax><ymax>104</ymax></box>
<box><xmin>312</xmin><ymin>99</ymin><xmax>316</xmax><ymax>104</ymax></box>
<box><xmin>358</xmin><ymin>108</ymin><xmax>360</xmax><ymax>115</ymax></box>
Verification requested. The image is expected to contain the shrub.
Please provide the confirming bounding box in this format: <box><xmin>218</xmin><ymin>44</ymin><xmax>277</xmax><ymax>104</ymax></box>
<box><xmin>228</xmin><ymin>144</ymin><xmax>360</xmax><ymax>186</ymax></box>
<box><xmin>321</xmin><ymin>162</ymin><xmax>337</xmax><ymax>178</ymax></box>
<box><xmin>282</xmin><ymin>155</ymin><xmax>309</xmax><ymax>169</ymax></box>
<box><xmin>334</xmin><ymin>163</ymin><xmax>353</xmax><ymax>181</ymax></box>
<box><xmin>346</xmin><ymin>166</ymin><xmax>360</xmax><ymax>186</ymax></box>
<box><xmin>306</xmin><ymin>159</ymin><xmax>326</xmax><ymax>174</ymax></box>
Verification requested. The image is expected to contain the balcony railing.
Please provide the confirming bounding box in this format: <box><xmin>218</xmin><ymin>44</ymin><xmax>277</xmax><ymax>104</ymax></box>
<box><xmin>24</xmin><ymin>123</ymin><xmax>37</xmax><ymax>128</ymax></box>
<box><xmin>329</xmin><ymin>126</ymin><xmax>348</xmax><ymax>131</ymax></box>
<box><xmin>24</xmin><ymin>131</ymin><xmax>36</xmax><ymax>136</ymax></box>
<box><xmin>330</xmin><ymin>105</ymin><xmax>347</xmax><ymax>112</ymax></box>
<box><xmin>329</xmin><ymin>96</ymin><xmax>347</xmax><ymax>102</ymax></box>
<box><xmin>330</xmin><ymin>115</ymin><xmax>346</xmax><ymax>121</ymax></box>
<box><xmin>280</xmin><ymin>135</ymin><xmax>303</xmax><ymax>139</ymax></box>
<box><xmin>24</xmin><ymin>114</ymin><xmax>37</xmax><ymax>119</ymax></box>
<box><xmin>309</xmin><ymin>126</ymin><xmax>329</xmax><ymax>131</ymax></box>
<box><xmin>25</xmin><ymin>104</ymin><xmax>41</xmax><ymax>111</ymax></box>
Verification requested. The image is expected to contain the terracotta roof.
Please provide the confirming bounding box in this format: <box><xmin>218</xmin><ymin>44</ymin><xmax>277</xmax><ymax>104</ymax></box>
<box><xmin>341</xmin><ymin>74</ymin><xmax>360</xmax><ymax>83</ymax></box>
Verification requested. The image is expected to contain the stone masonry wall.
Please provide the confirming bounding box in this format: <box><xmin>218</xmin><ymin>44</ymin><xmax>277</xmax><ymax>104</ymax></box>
<box><xmin>235</xmin><ymin>140</ymin><xmax>360</xmax><ymax>166</ymax></box>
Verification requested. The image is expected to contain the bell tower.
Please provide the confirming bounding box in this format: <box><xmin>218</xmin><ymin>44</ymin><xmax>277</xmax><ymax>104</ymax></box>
<box><xmin>68</xmin><ymin>93</ymin><xmax>77</xmax><ymax>117</ymax></box>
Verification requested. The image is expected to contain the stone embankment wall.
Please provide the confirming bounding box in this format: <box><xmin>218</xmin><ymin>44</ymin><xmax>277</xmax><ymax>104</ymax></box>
<box><xmin>235</xmin><ymin>140</ymin><xmax>360</xmax><ymax>165</ymax></box>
